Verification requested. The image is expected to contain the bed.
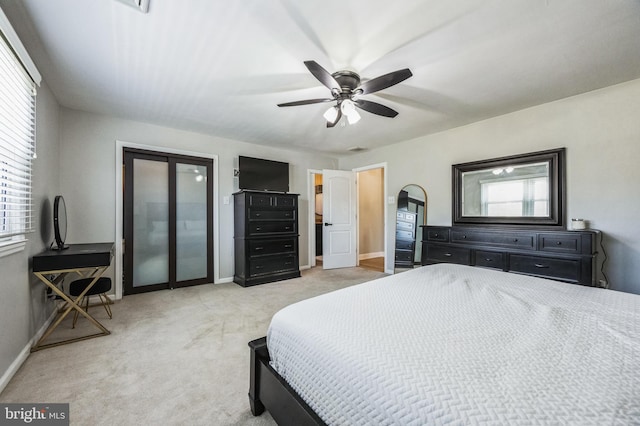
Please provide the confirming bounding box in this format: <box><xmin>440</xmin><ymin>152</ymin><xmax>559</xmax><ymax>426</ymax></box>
<box><xmin>249</xmin><ymin>263</ymin><xmax>640</xmax><ymax>425</ymax></box>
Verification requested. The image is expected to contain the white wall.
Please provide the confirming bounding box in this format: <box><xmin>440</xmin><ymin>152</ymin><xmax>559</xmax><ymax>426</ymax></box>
<box><xmin>358</xmin><ymin>168</ymin><xmax>384</xmax><ymax>256</ymax></box>
<box><xmin>0</xmin><ymin>82</ymin><xmax>60</xmax><ymax>387</ymax></box>
<box><xmin>340</xmin><ymin>78</ymin><xmax>640</xmax><ymax>295</ymax></box>
<box><xmin>58</xmin><ymin>108</ymin><xmax>338</xmax><ymax>281</ymax></box>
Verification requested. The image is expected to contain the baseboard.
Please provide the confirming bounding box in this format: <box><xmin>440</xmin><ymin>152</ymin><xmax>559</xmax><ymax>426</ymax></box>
<box><xmin>299</xmin><ymin>265</ymin><xmax>310</xmax><ymax>271</ymax></box>
<box><xmin>359</xmin><ymin>251</ymin><xmax>384</xmax><ymax>260</ymax></box>
<box><xmin>0</xmin><ymin>306</ymin><xmax>57</xmax><ymax>393</ymax></box>
<box><xmin>216</xmin><ymin>276</ymin><xmax>234</xmax><ymax>284</ymax></box>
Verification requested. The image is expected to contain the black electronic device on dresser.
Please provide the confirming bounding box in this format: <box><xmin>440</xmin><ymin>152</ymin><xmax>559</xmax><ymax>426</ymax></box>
<box><xmin>421</xmin><ymin>226</ymin><xmax>599</xmax><ymax>286</ymax></box>
<box><xmin>234</xmin><ymin>190</ymin><xmax>301</xmax><ymax>287</ymax></box>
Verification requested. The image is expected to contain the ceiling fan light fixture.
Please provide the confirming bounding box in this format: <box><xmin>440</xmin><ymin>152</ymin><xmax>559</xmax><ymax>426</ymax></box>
<box><xmin>341</xmin><ymin>100</ymin><xmax>360</xmax><ymax>124</ymax></box>
<box><xmin>346</xmin><ymin>109</ymin><xmax>361</xmax><ymax>124</ymax></box>
<box><xmin>323</xmin><ymin>106</ymin><xmax>339</xmax><ymax>123</ymax></box>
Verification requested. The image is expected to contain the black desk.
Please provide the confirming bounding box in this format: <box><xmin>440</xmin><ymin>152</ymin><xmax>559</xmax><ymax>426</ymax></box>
<box><xmin>32</xmin><ymin>243</ymin><xmax>114</xmax><ymax>351</ymax></box>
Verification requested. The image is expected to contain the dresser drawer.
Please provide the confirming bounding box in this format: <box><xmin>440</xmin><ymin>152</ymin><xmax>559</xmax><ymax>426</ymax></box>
<box><xmin>248</xmin><ymin>193</ymin><xmax>273</xmax><ymax>207</ymax></box>
<box><xmin>396</xmin><ymin>230</ymin><xmax>414</xmax><ymax>241</ymax></box>
<box><xmin>274</xmin><ymin>195</ymin><xmax>297</xmax><ymax>208</ymax></box>
<box><xmin>538</xmin><ymin>234</ymin><xmax>581</xmax><ymax>254</ymax></box>
<box><xmin>395</xmin><ymin>239</ymin><xmax>414</xmax><ymax>251</ymax></box>
<box><xmin>249</xmin><ymin>254</ymin><xmax>297</xmax><ymax>276</ymax></box>
<box><xmin>249</xmin><ymin>221</ymin><xmax>296</xmax><ymax>235</ymax></box>
<box><xmin>397</xmin><ymin>212</ymin><xmax>415</xmax><ymax>222</ymax></box>
<box><xmin>474</xmin><ymin>250</ymin><xmax>505</xmax><ymax>270</ymax></box>
<box><xmin>249</xmin><ymin>238</ymin><xmax>296</xmax><ymax>256</ymax></box>
<box><xmin>426</xmin><ymin>227</ymin><xmax>449</xmax><ymax>242</ymax></box>
<box><xmin>425</xmin><ymin>244</ymin><xmax>470</xmax><ymax>265</ymax></box>
<box><xmin>508</xmin><ymin>254</ymin><xmax>581</xmax><ymax>283</ymax></box>
<box><xmin>396</xmin><ymin>220</ymin><xmax>415</xmax><ymax>232</ymax></box>
<box><xmin>249</xmin><ymin>209</ymin><xmax>295</xmax><ymax>220</ymax></box>
<box><xmin>395</xmin><ymin>250</ymin><xmax>414</xmax><ymax>263</ymax></box>
<box><xmin>451</xmin><ymin>230</ymin><xmax>535</xmax><ymax>250</ymax></box>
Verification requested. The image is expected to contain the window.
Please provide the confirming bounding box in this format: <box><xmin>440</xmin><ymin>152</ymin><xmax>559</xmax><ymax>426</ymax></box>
<box><xmin>0</xmin><ymin>30</ymin><xmax>37</xmax><ymax>247</ymax></box>
<box><xmin>481</xmin><ymin>176</ymin><xmax>549</xmax><ymax>217</ymax></box>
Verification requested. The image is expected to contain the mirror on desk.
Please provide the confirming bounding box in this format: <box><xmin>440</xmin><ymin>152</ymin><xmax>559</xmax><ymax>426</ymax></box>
<box><xmin>53</xmin><ymin>195</ymin><xmax>68</xmax><ymax>250</ymax></box>
<box><xmin>453</xmin><ymin>148</ymin><xmax>565</xmax><ymax>227</ymax></box>
<box><xmin>394</xmin><ymin>184</ymin><xmax>427</xmax><ymax>273</ymax></box>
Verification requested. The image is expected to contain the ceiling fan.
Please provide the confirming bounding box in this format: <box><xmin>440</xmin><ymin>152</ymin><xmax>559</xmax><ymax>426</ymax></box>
<box><xmin>277</xmin><ymin>61</ymin><xmax>413</xmax><ymax>127</ymax></box>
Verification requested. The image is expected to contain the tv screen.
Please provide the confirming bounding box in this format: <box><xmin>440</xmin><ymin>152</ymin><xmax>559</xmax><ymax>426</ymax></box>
<box><xmin>239</xmin><ymin>156</ymin><xmax>289</xmax><ymax>192</ymax></box>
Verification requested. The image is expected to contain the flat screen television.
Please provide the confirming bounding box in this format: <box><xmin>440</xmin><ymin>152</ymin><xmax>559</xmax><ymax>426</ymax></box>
<box><xmin>239</xmin><ymin>156</ymin><xmax>289</xmax><ymax>192</ymax></box>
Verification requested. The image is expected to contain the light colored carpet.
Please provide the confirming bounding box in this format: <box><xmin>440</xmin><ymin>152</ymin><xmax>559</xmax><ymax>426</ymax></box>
<box><xmin>0</xmin><ymin>267</ymin><xmax>385</xmax><ymax>425</ymax></box>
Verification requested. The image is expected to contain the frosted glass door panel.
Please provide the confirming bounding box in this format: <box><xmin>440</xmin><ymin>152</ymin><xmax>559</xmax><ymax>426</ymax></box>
<box><xmin>133</xmin><ymin>159</ymin><xmax>169</xmax><ymax>287</ymax></box>
<box><xmin>176</xmin><ymin>163</ymin><xmax>208</xmax><ymax>282</ymax></box>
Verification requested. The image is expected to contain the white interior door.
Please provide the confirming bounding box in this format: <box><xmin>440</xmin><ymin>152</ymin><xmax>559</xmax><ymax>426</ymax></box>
<box><xmin>322</xmin><ymin>169</ymin><xmax>357</xmax><ymax>269</ymax></box>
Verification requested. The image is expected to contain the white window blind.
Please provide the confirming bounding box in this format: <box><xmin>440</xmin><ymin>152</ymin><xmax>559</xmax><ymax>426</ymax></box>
<box><xmin>0</xmin><ymin>31</ymin><xmax>36</xmax><ymax>239</ymax></box>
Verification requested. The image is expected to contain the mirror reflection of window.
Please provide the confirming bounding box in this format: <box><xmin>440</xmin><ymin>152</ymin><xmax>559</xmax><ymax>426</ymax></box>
<box><xmin>462</xmin><ymin>162</ymin><xmax>549</xmax><ymax>217</ymax></box>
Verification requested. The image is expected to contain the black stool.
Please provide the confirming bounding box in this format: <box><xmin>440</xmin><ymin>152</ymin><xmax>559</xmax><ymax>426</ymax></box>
<box><xmin>69</xmin><ymin>277</ymin><xmax>113</xmax><ymax>328</ymax></box>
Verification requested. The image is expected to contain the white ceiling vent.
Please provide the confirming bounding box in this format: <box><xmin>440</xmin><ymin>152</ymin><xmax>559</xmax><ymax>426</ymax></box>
<box><xmin>347</xmin><ymin>146</ymin><xmax>368</xmax><ymax>153</ymax></box>
<box><xmin>115</xmin><ymin>0</ymin><xmax>150</xmax><ymax>13</ymax></box>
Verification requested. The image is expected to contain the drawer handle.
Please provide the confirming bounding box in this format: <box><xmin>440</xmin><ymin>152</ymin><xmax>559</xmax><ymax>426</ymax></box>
<box><xmin>534</xmin><ymin>263</ymin><xmax>549</xmax><ymax>269</ymax></box>
<box><xmin>444</xmin><ymin>253</ymin><xmax>452</xmax><ymax>257</ymax></box>
<box><xmin>513</xmin><ymin>238</ymin><xmax>519</xmax><ymax>242</ymax></box>
<box><xmin>556</xmin><ymin>241</ymin><xmax>562</xmax><ymax>245</ymax></box>
<box><xmin>462</xmin><ymin>235</ymin><xmax>467</xmax><ymax>239</ymax></box>
<box><xmin>285</xmin><ymin>226</ymin><xmax>291</xmax><ymax>230</ymax></box>
<box><xmin>485</xmin><ymin>258</ymin><xmax>493</xmax><ymax>262</ymax></box>
<box><xmin>285</xmin><ymin>213</ymin><xmax>291</xmax><ymax>217</ymax></box>
<box><xmin>255</xmin><ymin>227</ymin><xmax>262</xmax><ymax>231</ymax></box>
<box><xmin>255</xmin><ymin>266</ymin><xmax>264</xmax><ymax>270</ymax></box>
<box><xmin>284</xmin><ymin>244</ymin><xmax>292</xmax><ymax>248</ymax></box>
<box><xmin>255</xmin><ymin>213</ymin><xmax>261</xmax><ymax>217</ymax></box>
<box><xmin>254</xmin><ymin>247</ymin><xmax>264</xmax><ymax>251</ymax></box>
<box><xmin>284</xmin><ymin>261</ymin><xmax>292</xmax><ymax>265</ymax></box>
<box><xmin>434</xmin><ymin>233</ymin><xmax>439</xmax><ymax>237</ymax></box>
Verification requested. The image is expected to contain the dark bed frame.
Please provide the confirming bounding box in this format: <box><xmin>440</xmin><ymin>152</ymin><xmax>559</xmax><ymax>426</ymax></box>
<box><xmin>249</xmin><ymin>337</ymin><xmax>327</xmax><ymax>425</ymax></box>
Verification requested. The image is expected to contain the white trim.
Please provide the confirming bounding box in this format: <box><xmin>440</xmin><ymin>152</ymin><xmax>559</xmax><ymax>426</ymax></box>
<box><xmin>359</xmin><ymin>251</ymin><xmax>384</xmax><ymax>260</ymax></box>
<box><xmin>114</xmin><ymin>140</ymin><xmax>220</xmax><ymax>299</ymax></box>
<box><xmin>0</xmin><ymin>307</ymin><xmax>56</xmax><ymax>393</ymax></box>
<box><xmin>0</xmin><ymin>7</ymin><xmax>41</xmax><ymax>85</ymax></box>
<box><xmin>0</xmin><ymin>238</ymin><xmax>26</xmax><ymax>258</ymax></box>
<box><xmin>307</xmin><ymin>169</ymin><xmax>322</xmax><ymax>269</ymax></box>
<box><xmin>216</xmin><ymin>276</ymin><xmax>234</xmax><ymax>284</ymax></box>
<box><xmin>300</xmin><ymin>264</ymin><xmax>311</xmax><ymax>271</ymax></box>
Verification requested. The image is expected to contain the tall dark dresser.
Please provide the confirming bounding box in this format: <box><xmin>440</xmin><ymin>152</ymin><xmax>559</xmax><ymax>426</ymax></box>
<box><xmin>233</xmin><ymin>190</ymin><xmax>301</xmax><ymax>286</ymax></box>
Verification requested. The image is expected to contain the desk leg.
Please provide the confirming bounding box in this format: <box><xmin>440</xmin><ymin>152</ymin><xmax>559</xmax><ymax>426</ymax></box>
<box><xmin>32</xmin><ymin>270</ymin><xmax>111</xmax><ymax>351</ymax></box>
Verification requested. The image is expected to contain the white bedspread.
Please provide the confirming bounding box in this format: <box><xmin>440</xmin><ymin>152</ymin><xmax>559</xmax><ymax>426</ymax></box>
<box><xmin>267</xmin><ymin>264</ymin><xmax>640</xmax><ymax>425</ymax></box>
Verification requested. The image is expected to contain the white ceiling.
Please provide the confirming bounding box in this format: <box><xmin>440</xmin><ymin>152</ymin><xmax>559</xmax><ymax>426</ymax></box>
<box><xmin>2</xmin><ymin>0</ymin><xmax>640</xmax><ymax>155</ymax></box>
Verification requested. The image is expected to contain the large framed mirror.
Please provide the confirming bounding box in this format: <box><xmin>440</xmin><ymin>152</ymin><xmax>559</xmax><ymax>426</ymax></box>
<box><xmin>395</xmin><ymin>184</ymin><xmax>427</xmax><ymax>272</ymax></box>
<box><xmin>453</xmin><ymin>148</ymin><xmax>565</xmax><ymax>227</ymax></box>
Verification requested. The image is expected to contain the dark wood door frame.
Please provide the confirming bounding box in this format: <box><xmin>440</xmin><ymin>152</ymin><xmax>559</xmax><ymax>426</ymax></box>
<box><xmin>123</xmin><ymin>148</ymin><xmax>214</xmax><ymax>295</ymax></box>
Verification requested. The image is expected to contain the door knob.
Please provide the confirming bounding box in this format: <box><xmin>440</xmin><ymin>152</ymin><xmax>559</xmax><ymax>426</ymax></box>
<box><xmin>324</xmin><ymin>222</ymin><xmax>333</xmax><ymax>226</ymax></box>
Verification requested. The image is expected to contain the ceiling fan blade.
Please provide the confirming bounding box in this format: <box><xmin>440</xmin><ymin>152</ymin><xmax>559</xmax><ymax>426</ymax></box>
<box><xmin>357</xmin><ymin>68</ymin><xmax>413</xmax><ymax>95</ymax></box>
<box><xmin>304</xmin><ymin>60</ymin><xmax>341</xmax><ymax>91</ymax></box>
<box><xmin>354</xmin><ymin>99</ymin><xmax>398</xmax><ymax>118</ymax></box>
<box><xmin>277</xmin><ymin>98</ymin><xmax>334</xmax><ymax>107</ymax></box>
<box><xmin>326</xmin><ymin>108</ymin><xmax>342</xmax><ymax>128</ymax></box>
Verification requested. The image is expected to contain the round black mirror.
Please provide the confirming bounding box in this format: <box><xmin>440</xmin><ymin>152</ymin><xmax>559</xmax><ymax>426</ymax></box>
<box><xmin>53</xmin><ymin>195</ymin><xmax>68</xmax><ymax>250</ymax></box>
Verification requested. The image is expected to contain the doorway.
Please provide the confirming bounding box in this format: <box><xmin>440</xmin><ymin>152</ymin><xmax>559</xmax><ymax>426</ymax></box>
<box><xmin>123</xmin><ymin>148</ymin><xmax>214</xmax><ymax>295</ymax></box>
<box><xmin>308</xmin><ymin>163</ymin><xmax>386</xmax><ymax>272</ymax></box>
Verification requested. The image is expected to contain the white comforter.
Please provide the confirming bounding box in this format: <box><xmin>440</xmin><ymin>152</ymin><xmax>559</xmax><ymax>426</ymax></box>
<box><xmin>267</xmin><ymin>264</ymin><xmax>640</xmax><ymax>425</ymax></box>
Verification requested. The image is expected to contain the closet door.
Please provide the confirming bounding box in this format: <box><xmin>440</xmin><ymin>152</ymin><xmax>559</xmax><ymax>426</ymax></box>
<box><xmin>124</xmin><ymin>149</ymin><xmax>213</xmax><ymax>295</ymax></box>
